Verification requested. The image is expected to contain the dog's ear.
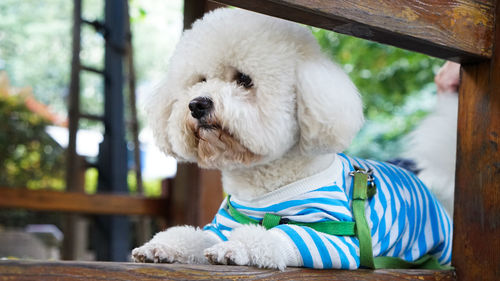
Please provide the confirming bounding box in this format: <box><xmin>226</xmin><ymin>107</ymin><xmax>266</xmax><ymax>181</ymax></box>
<box><xmin>144</xmin><ymin>82</ymin><xmax>176</xmax><ymax>157</ymax></box>
<box><xmin>296</xmin><ymin>56</ymin><xmax>364</xmax><ymax>154</ymax></box>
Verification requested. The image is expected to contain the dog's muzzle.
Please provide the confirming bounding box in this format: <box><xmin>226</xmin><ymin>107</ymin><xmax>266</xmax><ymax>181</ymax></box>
<box><xmin>189</xmin><ymin>96</ymin><xmax>213</xmax><ymax>119</ymax></box>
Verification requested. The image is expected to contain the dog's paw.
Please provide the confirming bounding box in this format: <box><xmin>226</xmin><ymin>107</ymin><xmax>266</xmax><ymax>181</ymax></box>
<box><xmin>204</xmin><ymin>241</ymin><xmax>250</xmax><ymax>266</ymax></box>
<box><xmin>132</xmin><ymin>243</ymin><xmax>178</xmax><ymax>263</ymax></box>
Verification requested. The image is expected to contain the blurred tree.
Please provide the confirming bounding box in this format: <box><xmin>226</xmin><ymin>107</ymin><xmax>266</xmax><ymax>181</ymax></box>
<box><xmin>312</xmin><ymin>29</ymin><xmax>444</xmax><ymax>160</ymax></box>
<box><xmin>0</xmin><ymin>0</ymin><xmax>182</xmax><ymax>127</ymax></box>
<box><xmin>0</xmin><ymin>73</ymin><xmax>65</xmax><ymax>189</ymax></box>
<box><xmin>0</xmin><ymin>0</ymin><xmax>181</xmax><ymax>194</ymax></box>
<box><xmin>0</xmin><ymin>0</ymin><xmax>72</xmax><ymax>114</ymax></box>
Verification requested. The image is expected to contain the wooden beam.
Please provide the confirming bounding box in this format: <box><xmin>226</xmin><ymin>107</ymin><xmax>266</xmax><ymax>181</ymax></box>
<box><xmin>0</xmin><ymin>188</ymin><xmax>168</xmax><ymax>217</ymax></box>
<box><xmin>214</xmin><ymin>0</ymin><xmax>494</xmax><ymax>63</ymax></box>
<box><xmin>166</xmin><ymin>163</ymin><xmax>223</xmax><ymax>227</ymax></box>
<box><xmin>452</xmin><ymin>1</ymin><xmax>500</xmax><ymax>280</ymax></box>
<box><xmin>0</xmin><ymin>260</ymin><xmax>456</xmax><ymax>281</ymax></box>
<box><xmin>66</xmin><ymin>0</ymin><xmax>82</xmax><ymax>194</ymax></box>
<box><xmin>184</xmin><ymin>0</ymin><xmax>226</xmax><ymax>29</ymax></box>
<box><xmin>453</xmin><ymin>61</ymin><xmax>500</xmax><ymax>280</ymax></box>
<box><xmin>452</xmin><ymin>30</ymin><xmax>500</xmax><ymax>281</ymax></box>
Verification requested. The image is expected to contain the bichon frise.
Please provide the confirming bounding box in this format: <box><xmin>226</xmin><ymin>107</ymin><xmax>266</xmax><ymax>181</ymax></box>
<box><xmin>132</xmin><ymin>8</ymin><xmax>452</xmax><ymax>270</ymax></box>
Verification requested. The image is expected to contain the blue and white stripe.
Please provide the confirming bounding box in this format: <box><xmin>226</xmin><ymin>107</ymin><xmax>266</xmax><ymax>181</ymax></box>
<box><xmin>203</xmin><ymin>153</ymin><xmax>452</xmax><ymax>269</ymax></box>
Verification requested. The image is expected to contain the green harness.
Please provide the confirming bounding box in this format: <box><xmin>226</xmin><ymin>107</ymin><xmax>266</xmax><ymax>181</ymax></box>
<box><xmin>226</xmin><ymin>166</ymin><xmax>452</xmax><ymax>270</ymax></box>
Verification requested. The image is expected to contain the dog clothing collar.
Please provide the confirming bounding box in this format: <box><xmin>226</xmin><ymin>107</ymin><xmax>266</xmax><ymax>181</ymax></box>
<box><xmin>230</xmin><ymin>155</ymin><xmax>342</xmax><ymax>207</ymax></box>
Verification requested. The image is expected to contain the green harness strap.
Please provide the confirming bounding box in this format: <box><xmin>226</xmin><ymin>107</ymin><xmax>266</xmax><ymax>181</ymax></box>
<box><xmin>226</xmin><ymin>196</ymin><xmax>356</xmax><ymax>236</ymax></box>
<box><xmin>350</xmin><ymin>168</ymin><xmax>452</xmax><ymax>270</ymax></box>
<box><xmin>225</xmin><ymin>167</ymin><xmax>451</xmax><ymax>270</ymax></box>
<box><xmin>374</xmin><ymin>254</ymin><xmax>452</xmax><ymax>269</ymax></box>
<box><xmin>351</xmin><ymin>169</ymin><xmax>376</xmax><ymax>268</ymax></box>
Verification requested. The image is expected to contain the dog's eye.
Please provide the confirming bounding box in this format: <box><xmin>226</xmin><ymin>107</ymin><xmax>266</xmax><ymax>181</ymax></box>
<box><xmin>236</xmin><ymin>72</ymin><xmax>253</xmax><ymax>89</ymax></box>
<box><xmin>199</xmin><ymin>76</ymin><xmax>207</xmax><ymax>83</ymax></box>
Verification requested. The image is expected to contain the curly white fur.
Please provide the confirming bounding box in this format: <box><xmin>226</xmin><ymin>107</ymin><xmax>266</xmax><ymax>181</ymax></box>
<box><xmin>133</xmin><ymin>8</ymin><xmax>364</xmax><ymax>268</ymax></box>
<box><xmin>204</xmin><ymin>224</ymin><xmax>299</xmax><ymax>270</ymax></box>
<box><xmin>131</xmin><ymin>226</ymin><xmax>219</xmax><ymax>264</ymax></box>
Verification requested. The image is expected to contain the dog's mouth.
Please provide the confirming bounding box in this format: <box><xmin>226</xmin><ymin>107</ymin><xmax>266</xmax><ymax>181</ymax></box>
<box><xmin>188</xmin><ymin>116</ymin><xmax>261</xmax><ymax>168</ymax></box>
<box><xmin>194</xmin><ymin>121</ymin><xmax>222</xmax><ymax>138</ymax></box>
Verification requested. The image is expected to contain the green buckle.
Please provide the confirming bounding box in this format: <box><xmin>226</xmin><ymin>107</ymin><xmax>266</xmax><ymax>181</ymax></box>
<box><xmin>260</xmin><ymin>213</ymin><xmax>283</xmax><ymax>229</ymax></box>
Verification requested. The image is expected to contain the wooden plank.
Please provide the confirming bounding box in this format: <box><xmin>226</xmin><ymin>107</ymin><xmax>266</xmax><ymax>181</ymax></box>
<box><xmin>453</xmin><ymin>47</ymin><xmax>500</xmax><ymax>279</ymax></box>
<box><xmin>198</xmin><ymin>168</ymin><xmax>223</xmax><ymax>226</ymax></box>
<box><xmin>213</xmin><ymin>0</ymin><xmax>494</xmax><ymax>63</ymax></box>
<box><xmin>0</xmin><ymin>188</ymin><xmax>168</xmax><ymax>217</ymax></box>
<box><xmin>0</xmin><ymin>260</ymin><xmax>456</xmax><ymax>281</ymax></box>
<box><xmin>454</xmin><ymin>65</ymin><xmax>500</xmax><ymax>280</ymax></box>
<box><xmin>184</xmin><ymin>0</ymin><xmax>226</xmax><ymax>29</ymax></box>
<box><xmin>452</xmin><ymin>1</ymin><xmax>500</xmax><ymax>279</ymax></box>
<box><xmin>166</xmin><ymin>164</ymin><xmax>223</xmax><ymax>227</ymax></box>
<box><xmin>167</xmin><ymin>163</ymin><xmax>201</xmax><ymax>226</ymax></box>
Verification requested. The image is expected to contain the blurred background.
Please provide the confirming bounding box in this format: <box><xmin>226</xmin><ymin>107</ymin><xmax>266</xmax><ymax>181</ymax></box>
<box><xmin>0</xmin><ymin>0</ymin><xmax>443</xmax><ymax>262</ymax></box>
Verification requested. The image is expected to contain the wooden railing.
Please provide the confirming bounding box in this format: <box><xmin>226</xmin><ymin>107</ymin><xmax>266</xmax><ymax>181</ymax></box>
<box><xmin>0</xmin><ymin>188</ymin><xmax>168</xmax><ymax>217</ymax></box>
<box><xmin>0</xmin><ymin>260</ymin><xmax>455</xmax><ymax>281</ymax></box>
<box><xmin>214</xmin><ymin>0</ymin><xmax>494</xmax><ymax>62</ymax></box>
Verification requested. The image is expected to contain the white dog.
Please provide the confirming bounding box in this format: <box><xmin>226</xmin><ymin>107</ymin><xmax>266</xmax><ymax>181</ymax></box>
<box><xmin>132</xmin><ymin>8</ymin><xmax>452</xmax><ymax>270</ymax></box>
<box><xmin>404</xmin><ymin>92</ymin><xmax>458</xmax><ymax>215</ymax></box>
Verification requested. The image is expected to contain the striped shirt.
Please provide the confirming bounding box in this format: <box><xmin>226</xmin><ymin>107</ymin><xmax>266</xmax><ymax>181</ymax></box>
<box><xmin>203</xmin><ymin>153</ymin><xmax>452</xmax><ymax>269</ymax></box>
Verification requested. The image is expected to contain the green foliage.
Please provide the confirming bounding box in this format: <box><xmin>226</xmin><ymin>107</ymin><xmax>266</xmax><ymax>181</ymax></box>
<box><xmin>0</xmin><ymin>0</ymin><xmax>181</xmax><ymax>193</ymax></box>
<box><xmin>0</xmin><ymin>0</ymin><xmax>72</xmax><ymax>114</ymax></box>
<box><xmin>85</xmin><ymin>168</ymin><xmax>163</xmax><ymax>197</ymax></box>
<box><xmin>312</xmin><ymin>29</ymin><xmax>444</xmax><ymax>160</ymax></box>
<box><xmin>127</xmin><ymin>171</ymin><xmax>162</xmax><ymax>197</ymax></box>
<box><xmin>84</xmin><ymin>167</ymin><xmax>98</xmax><ymax>194</ymax></box>
<box><xmin>0</xmin><ymin>94</ymin><xmax>65</xmax><ymax>189</ymax></box>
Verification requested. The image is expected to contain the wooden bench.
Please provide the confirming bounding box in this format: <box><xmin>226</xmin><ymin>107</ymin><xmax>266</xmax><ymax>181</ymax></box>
<box><xmin>0</xmin><ymin>0</ymin><xmax>498</xmax><ymax>280</ymax></box>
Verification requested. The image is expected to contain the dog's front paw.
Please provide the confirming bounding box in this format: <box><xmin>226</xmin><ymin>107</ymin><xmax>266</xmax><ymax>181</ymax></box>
<box><xmin>132</xmin><ymin>243</ymin><xmax>178</xmax><ymax>263</ymax></box>
<box><xmin>204</xmin><ymin>241</ymin><xmax>250</xmax><ymax>266</ymax></box>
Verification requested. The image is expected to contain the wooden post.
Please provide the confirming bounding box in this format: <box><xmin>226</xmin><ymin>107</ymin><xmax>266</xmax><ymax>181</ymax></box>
<box><xmin>453</xmin><ymin>45</ymin><xmax>500</xmax><ymax>281</ymax></box>
<box><xmin>95</xmin><ymin>0</ymin><xmax>130</xmax><ymax>262</ymax></box>
<box><xmin>66</xmin><ymin>0</ymin><xmax>82</xmax><ymax>193</ymax></box>
<box><xmin>166</xmin><ymin>163</ymin><xmax>223</xmax><ymax>227</ymax></box>
<box><xmin>62</xmin><ymin>0</ymin><xmax>84</xmax><ymax>261</ymax></box>
<box><xmin>62</xmin><ymin>157</ymin><xmax>88</xmax><ymax>260</ymax></box>
<box><xmin>452</xmin><ymin>1</ymin><xmax>500</xmax><ymax>280</ymax></box>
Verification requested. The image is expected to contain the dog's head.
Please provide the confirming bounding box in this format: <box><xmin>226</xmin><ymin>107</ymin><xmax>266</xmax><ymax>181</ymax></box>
<box><xmin>146</xmin><ymin>8</ymin><xmax>364</xmax><ymax>170</ymax></box>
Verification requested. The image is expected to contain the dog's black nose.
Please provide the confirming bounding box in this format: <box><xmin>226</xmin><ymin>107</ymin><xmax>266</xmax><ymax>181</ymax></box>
<box><xmin>189</xmin><ymin>96</ymin><xmax>213</xmax><ymax>119</ymax></box>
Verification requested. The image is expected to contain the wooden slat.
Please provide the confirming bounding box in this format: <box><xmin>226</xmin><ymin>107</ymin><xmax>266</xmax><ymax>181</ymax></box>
<box><xmin>0</xmin><ymin>188</ymin><xmax>168</xmax><ymax>217</ymax></box>
<box><xmin>184</xmin><ymin>0</ymin><xmax>224</xmax><ymax>29</ymax></box>
<box><xmin>453</xmin><ymin>28</ymin><xmax>500</xmax><ymax>281</ymax></box>
<box><xmin>454</xmin><ymin>61</ymin><xmax>500</xmax><ymax>280</ymax></box>
<box><xmin>0</xmin><ymin>260</ymin><xmax>456</xmax><ymax>281</ymax></box>
<box><xmin>452</xmin><ymin>1</ymin><xmax>500</xmax><ymax>280</ymax></box>
<box><xmin>80</xmin><ymin>65</ymin><xmax>105</xmax><ymax>75</ymax></box>
<box><xmin>167</xmin><ymin>164</ymin><xmax>223</xmax><ymax>228</ymax></box>
<box><xmin>214</xmin><ymin>0</ymin><xmax>494</xmax><ymax>63</ymax></box>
